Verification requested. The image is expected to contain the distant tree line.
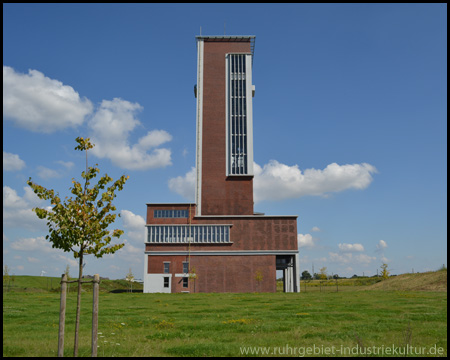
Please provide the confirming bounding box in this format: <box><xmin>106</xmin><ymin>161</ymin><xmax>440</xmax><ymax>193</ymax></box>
<box><xmin>300</xmin><ymin>270</ymin><xmax>384</xmax><ymax>280</ymax></box>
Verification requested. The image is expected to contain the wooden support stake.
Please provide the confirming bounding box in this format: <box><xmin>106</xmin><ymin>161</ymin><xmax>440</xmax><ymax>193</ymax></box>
<box><xmin>58</xmin><ymin>274</ymin><xmax>67</xmax><ymax>357</ymax></box>
<box><xmin>91</xmin><ymin>274</ymin><xmax>100</xmax><ymax>357</ymax></box>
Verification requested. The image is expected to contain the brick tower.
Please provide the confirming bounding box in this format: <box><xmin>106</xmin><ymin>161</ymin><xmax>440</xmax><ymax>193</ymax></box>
<box><xmin>144</xmin><ymin>36</ymin><xmax>300</xmax><ymax>293</ymax></box>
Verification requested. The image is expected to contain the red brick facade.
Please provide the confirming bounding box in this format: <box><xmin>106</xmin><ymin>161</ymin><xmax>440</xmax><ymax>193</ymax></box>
<box><xmin>148</xmin><ymin>255</ymin><xmax>276</xmax><ymax>293</ymax></box>
<box><xmin>201</xmin><ymin>40</ymin><xmax>254</xmax><ymax>215</ymax></box>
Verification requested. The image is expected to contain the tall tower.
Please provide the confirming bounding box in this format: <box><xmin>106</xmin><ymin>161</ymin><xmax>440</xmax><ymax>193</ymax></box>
<box><xmin>195</xmin><ymin>36</ymin><xmax>256</xmax><ymax>216</ymax></box>
<box><xmin>144</xmin><ymin>35</ymin><xmax>299</xmax><ymax>294</ymax></box>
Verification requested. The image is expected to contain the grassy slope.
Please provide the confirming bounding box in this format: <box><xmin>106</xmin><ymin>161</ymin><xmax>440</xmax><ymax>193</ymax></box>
<box><xmin>6</xmin><ymin>270</ymin><xmax>446</xmax><ymax>293</ymax></box>
<box><xmin>366</xmin><ymin>269</ymin><xmax>447</xmax><ymax>292</ymax></box>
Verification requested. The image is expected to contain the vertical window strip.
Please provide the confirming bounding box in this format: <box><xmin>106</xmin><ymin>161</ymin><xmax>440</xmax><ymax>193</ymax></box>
<box><xmin>238</xmin><ymin>55</ymin><xmax>240</xmax><ymax>170</ymax></box>
<box><xmin>228</xmin><ymin>54</ymin><xmax>249</xmax><ymax>175</ymax></box>
<box><xmin>233</xmin><ymin>55</ymin><xmax>239</xmax><ymax>174</ymax></box>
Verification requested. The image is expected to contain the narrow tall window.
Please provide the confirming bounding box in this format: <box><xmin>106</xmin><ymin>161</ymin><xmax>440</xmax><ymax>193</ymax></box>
<box><xmin>227</xmin><ymin>53</ymin><xmax>253</xmax><ymax>176</ymax></box>
<box><xmin>164</xmin><ymin>262</ymin><xmax>170</xmax><ymax>274</ymax></box>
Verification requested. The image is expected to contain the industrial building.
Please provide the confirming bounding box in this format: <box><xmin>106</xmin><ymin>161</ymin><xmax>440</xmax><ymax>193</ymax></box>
<box><xmin>143</xmin><ymin>35</ymin><xmax>299</xmax><ymax>293</ymax></box>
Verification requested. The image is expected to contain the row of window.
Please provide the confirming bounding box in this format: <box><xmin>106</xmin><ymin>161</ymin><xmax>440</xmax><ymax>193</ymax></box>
<box><xmin>147</xmin><ymin>225</ymin><xmax>231</xmax><ymax>243</ymax></box>
<box><xmin>154</xmin><ymin>209</ymin><xmax>189</xmax><ymax>218</ymax></box>
<box><xmin>163</xmin><ymin>276</ymin><xmax>188</xmax><ymax>288</ymax></box>
<box><xmin>163</xmin><ymin>262</ymin><xmax>189</xmax><ymax>274</ymax></box>
<box><xmin>164</xmin><ymin>262</ymin><xmax>189</xmax><ymax>288</ymax></box>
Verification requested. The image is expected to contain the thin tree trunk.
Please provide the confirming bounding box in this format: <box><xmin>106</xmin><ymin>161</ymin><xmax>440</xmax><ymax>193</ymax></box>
<box><xmin>73</xmin><ymin>251</ymin><xmax>83</xmax><ymax>357</ymax></box>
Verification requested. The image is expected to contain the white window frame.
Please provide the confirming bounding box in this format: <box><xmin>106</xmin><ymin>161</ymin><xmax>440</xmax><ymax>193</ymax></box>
<box><xmin>225</xmin><ymin>53</ymin><xmax>254</xmax><ymax>176</ymax></box>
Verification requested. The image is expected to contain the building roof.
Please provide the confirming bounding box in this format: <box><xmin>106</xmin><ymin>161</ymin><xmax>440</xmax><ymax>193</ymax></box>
<box><xmin>196</xmin><ymin>35</ymin><xmax>255</xmax><ymax>58</ymax></box>
<box><xmin>195</xmin><ymin>35</ymin><xmax>255</xmax><ymax>40</ymax></box>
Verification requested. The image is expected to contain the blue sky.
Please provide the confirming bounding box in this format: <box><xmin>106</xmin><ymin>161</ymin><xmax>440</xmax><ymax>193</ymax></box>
<box><xmin>3</xmin><ymin>4</ymin><xmax>447</xmax><ymax>280</ymax></box>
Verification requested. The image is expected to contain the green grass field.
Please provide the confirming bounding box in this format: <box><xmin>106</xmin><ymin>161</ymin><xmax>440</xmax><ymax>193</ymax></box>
<box><xmin>3</xmin><ymin>272</ymin><xmax>447</xmax><ymax>357</ymax></box>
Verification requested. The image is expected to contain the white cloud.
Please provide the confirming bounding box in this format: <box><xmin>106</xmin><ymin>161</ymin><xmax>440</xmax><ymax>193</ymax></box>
<box><xmin>298</xmin><ymin>233</ymin><xmax>317</xmax><ymax>248</ymax></box>
<box><xmin>253</xmin><ymin>160</ymin><xmax>377</xmax><ymax>202</ymax></box>
<box><xmin>377</xmin><ymin>240</ymin><xmax>388</xmax><ymax>250</ymax></box>
<box><xmin>355</xmin><ymin>253</ymin><xmax>377</xmax><ymax>264</ymax></box>
<box><xmin>22</xmin><ymin>186</ymin><xmax>42</xmax><ymax>206</ymax></box>
<box><xmin>168</xmin><ymin>160</ymin><xmax>377</xmax><ymax>203</ymax></box>
<box><xmin>3</xmin><ymin>66</ymin><xmax>93</xmax><ymax>133</ymax></box>
<box><xmin>328</xmin><ymin>252</ymin><xmax>376</xmax><ymax>265</ymax></box>
<box><xmin>121</xmin><ymin>240</ymin><xmax>142</xmax><ymax>255</ymax></box>
<box><xmin>168</xmin><ymin>167</ymin><xmax>196</xmax><ymax>201</ymax></box>
<box><xmin>3</xmin><ymin>151</ymin><xmax>26</xmax><ymax>171</ymax></box>
<box><xmin>121</xmin><ymin>210</ymin><xmax>145</xmax><ymax>230</ymax></box>
<box><xmin>89</xmin><ymin>98</ymin><xmax>172</xmax><ymax>170</ymax></box>
<box><xmin>3</xmin><ymin>186</ymin><xmax>47</xmax><ymax>231</ymax></box>
<box><xmin>10</xmin><ymin>236</ymin><xmax>53</xmax><ymax>253</ymax></box>
<box><xmin>9</xmin><ymin>236</ymin><xmax>79</xmax><ymax>270</ymax></box>
<box><xmin>36</xmin><ymin>160</ymin><xmax>76</xmax><ymax>179</ymax></box>
<box><xmin>55</xmin><ymin>160</ymin><xmax>75</xmax><ymax>170</ymax></box>
<box><xmin>338</xmin><ymin>243</ymin><xmax>365</xmax><ymax>252</ymax></box>
<box><xmin>311</xmin><ymin>226</ymin><xmax>321</xmax><ymax>232</ymax></box>
<box><xmin>3</xmin><ymin>186</ymin><xmax>28</xmax><ymax>209</ymax></box>
<box><xmin>37</xmin><ymin>166</ymin><xmax>62</xmax><ymax>180</ymax></box>
<box><xmin>121</xmin><ymin>210</ymin><xmax>145</xmax><ymax>243</ymax></box>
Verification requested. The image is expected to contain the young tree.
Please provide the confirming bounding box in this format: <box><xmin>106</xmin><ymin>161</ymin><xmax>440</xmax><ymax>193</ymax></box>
<box><xmin>126</xmin><ymin>268</ymin><xmax>135</xmax><ymax>293</ymax></box>
<box><xmin>319</xmin><ymin>267</ymin><xmax>328</xmax><ymax>281</ymax></box>
<box><xmin>255</xmin><ymin>270</ymin><xmax>263</xmax><ymax>292</ymax></box>
<box><xmin>188</xmin><ymin>266</ymin><xmax>198</xmax><ymax>293</ymax></box>
<box><xmin>380</xmin><ymin>263</ymin><xmax>390</xmax><ymax>280</ymax></box>
<box><xmin>27</xmin><ymin>137</ymin><xmax>129</xmax><ymax>357</ymax></box>
<box><xmin>64</xmin><ymin>264</ymin><xmax>71</xmax><ymax>279</ymax></box>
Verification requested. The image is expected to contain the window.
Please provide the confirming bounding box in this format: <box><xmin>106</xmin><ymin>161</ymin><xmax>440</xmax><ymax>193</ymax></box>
<box><xmin>227</xmin><ymin>53</ymin><xmax>253</xmax><ymax>176</ymax></box>
<box><xmin>164</xmin><ymin>262</ymin><xmax>170</xmax><ymax>274</ymax></box>
<box><xmin>147</xmin><ymin>225</ymin><xmax>232</xmax><ymax>243</ymax></box>
<box><xmin>163</xmin><ymin>277</ymin><xmax>169</xmax><ymax>288</ymax></box>
<box><xmin>183</xmin><ymin>262</ymin><xmax>189</xmax><ymax>274</ymax></box>
<box><xmin>182</xmin><ymin>277</ymin><xmax>188</xmax><ymax>288</ymax></box>
<box><xmin>154</xmin><ymin>209</ymin><xmax>189</xmax><ymax>218</ymax></box>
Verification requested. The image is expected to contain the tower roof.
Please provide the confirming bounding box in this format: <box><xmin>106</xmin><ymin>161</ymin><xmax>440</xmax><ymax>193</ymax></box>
<box><xmin>196</xmin><ymin>35</ymin><xmax>255</xmax><ymax>58</ymax></box>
